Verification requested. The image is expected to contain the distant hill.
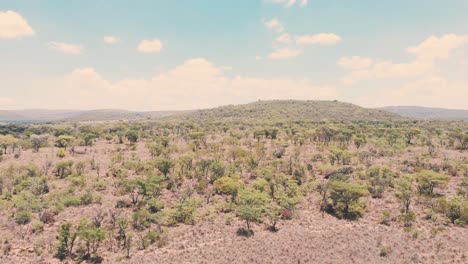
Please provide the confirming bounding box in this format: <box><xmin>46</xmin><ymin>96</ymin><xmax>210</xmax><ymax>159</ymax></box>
<box><xmin>0</xmin><ymin>109</ymin><xmax>182</xmax><ymax>122</ymax></box>
<box><xmin>166</xmin><ymin>100</ymin><xmax>403</xmax><ymax>123</ymax></box>
<box><xmin>380</xmin><ymin>106</ymin><xmax>468</xmax><ymax>121</ymax></box>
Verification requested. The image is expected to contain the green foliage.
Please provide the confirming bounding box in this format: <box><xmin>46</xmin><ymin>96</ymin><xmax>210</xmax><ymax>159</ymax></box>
<box><xmin>416</xmin><ymin>170</ymin><xmax>449</xmax><ymax>196</ymax></box>
<box><xmin>77</xmin><ymin>219</ymin><xmax>107</xmax><ymax>259</ymax></box>
<box><xmin>30</xmin><ymin>134</ymin><xmax>49</xmax><ymax>152</ymax></box>
<box><xmin>155</xmin><ymin>157</ymin><xmax>174</xmax><ymax>177</ymax></box>
<box><xmin>55</xmin><ymin>160</ymin><xmax>74</xmax><ymax>178</ymax></box>
<box><xmin>395</xmin><ymin>177</ymin><xmax>413</xmax><ymax>214</ymax></box>
<box><xmin>56</xmin><ymin>223</ymin><xmax>78</xmax><ymax>260</ymax></box>
<box><xmin>209</xmin><ymin>159</ymin><xmax>225</xmax><ymax>183</ymax></box>
<box><xmin>173</xmin><ymin>197</ymin><xmax>200</xmax><ymax>225</ymax></box>
<box><xmin>329</xmin><ymin>181</ymin><xmax>369</xmax><ymax>219</ymax></box>
<box><xmin>236</xmin><ymin>188</ymin><xmax>270</xmax><ymax>233</ymax></box>
<box><xmin>14</xmin><ymin>209</ymin><xmax>32</xmax><ymax>225</ymax></box>
<box><xmin>132</xmin><ymin>208</ymin><xmax>153</xmax><ymax>230</ymax></box>
<box><xmin>147</xmin><ymin>197</ymin><xmax>164</xmax><ymax>213</ymax></box>
<box><xmin>367</xmin><ymin>165</ymin><xmax>394</xmax><ymax>198</ymax></box>
<box><xmin>433</xmin><ymin>196</ymin><xmax>468</xmax><ymax>225</ymax></box>
<box><xmin>126</xmin><ymin>130</ymin><xmax>139</xmax><ymax>143</ymax></box>
<box><xmin>213</xmin><ymin>176</ymin><xmax>239</xmax><ymax>197</ymax></box>
<box><xmin>55</xmin><ymin>135</ymin><xmax>75</xmax><ymax>149</ymax></box>
<box><xmin>56</xmin><ymin>148</ymin><xmax>66</xmax><ymax>158</ymax></box>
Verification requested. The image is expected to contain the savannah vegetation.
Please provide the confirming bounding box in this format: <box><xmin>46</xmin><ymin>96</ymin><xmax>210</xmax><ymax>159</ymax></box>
<box><xmin>0</xmin><ymin>101</ymin><xmax>466</xmax><ymax>263</ymax></box>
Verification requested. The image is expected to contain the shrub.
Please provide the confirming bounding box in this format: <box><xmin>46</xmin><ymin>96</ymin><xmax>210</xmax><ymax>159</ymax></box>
<box><xmin>329</xmin><ymin>181</ymin><xmax>369</xmax><ymax>220</ymax></box>
<box><xmin>57</xmin><ymin>149</ymin><xmax>66</xmax><ymax>158</ymax></box>
<box><xmin>55</xmin><ymin>160</ymin><xmax>74</xmax><ymax>178</ymax></box>
<box><xmin>15</xmin><ymin>209</ymin><xmax>32</xmax><ymax>225</ymax></box>
<box><xmin>55</xmin><ymin>223</ymin><xmax>78</xmax><ymax>260</ymax></box>
<box><xmin>416</xmin><ymin>170</ymin><xmax>449</xmax><ymax>196</ymax></box>
<box><xmin>214</xmin><ymin>176</ymin><xmax>239</xmax><ymax>197</ymax></box>
<box><xmin>147</xmin><ymin>197</ymin><xmax>164</xmax><ymax>213</ymax></box>
<box><xmin>31</xmin><ymin>220</ymin><xmax>44</xmax><ymax>234</ymax></box>
<box><xmin>367</xmin><ymin>165</ymin><xmax>394</xmax><ymax>198</ymax></box>
<box><xmin>236</xmin><ymin>188</ymin><xmax>270</xmax><ymax>234</ymax></box>
<box><xmin>174</xmin><ymin>198</ymin><xmax>200</xmax><ymax>225</ymax></box>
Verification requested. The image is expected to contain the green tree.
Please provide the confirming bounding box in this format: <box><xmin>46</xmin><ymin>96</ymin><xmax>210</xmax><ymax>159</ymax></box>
<box><xmin>78</xmin><ymin>219</ymin><xmax>107</xmax><ymax>259</ymax></box>
<box><xmin>30</xmin><ymin>134</ymin><xmax>49</xmax><ymax>152</ymax></box>
<box><xmin>367</xmin><ymin>165</ymin><xmax>394</xmax><ymax>198</ymax></box>
<box><xmin>126</xmin><ymin>130</ymin><xmax>139</xmax><ymax>143</ymax></box>
<box><xmin>56</xmin><ymin>223</ymin><xmax>78</xmax><ymax>260</ymax></box>
<box><xmin>395</xmin><ymin>177</ymin><xmax>413</xmax><ymax>214</ymax></box>
<box><xmin>55</xmin><ymin>135</ymin><xmax>75</xmax><ymax>149</ymax></box>
<box><xmin>155</xmin><ymin>157</ymin><xmax>174</xmax><ymax>178</ymax></box>
<box><xmin>416</xmin><ymin>170</ymin><xmax>449</xmax><ymax>196</ymax></box>
<box><xmin>329</xmin><ymin>181</ymin><xmax>369</xmax><ymax>219</ymax></box>
<box><xmin>236</xmin><ymin>188</ymin><xmax>270</xmax><ymax>235</ymax></box>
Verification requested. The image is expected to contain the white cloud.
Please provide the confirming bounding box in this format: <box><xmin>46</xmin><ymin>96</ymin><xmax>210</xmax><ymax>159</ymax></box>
<box><xmin>296</xmin><ymin>33</ymin><xmax>342</xmax><ymax>45</ymax></box>
<box><xmin>268</xmin><ymin>47</ymin><xmax>302</xmax><ymax>59</ymax></box>
<box><xmin>255</xmin><ymin>56</ymin><xmax>263</xmax><ymax>61</ymax></box>
<box><xmin>364</xmin><ymin>77</ymin><xmax>468</xmax><ymax>109</ymax></box>
<box><xmin>0</xmin><ymin>97</ymin><xmax>16</xmax><ymax>109</ymax></box>
<box><xmin>276</xmin><ymin>33</ymin><xmax>292</xmax><ymax>44</ymax></box>
<box><xmin>341</xmin><ymin>34</ymin><xmax>468</xmax><ymax>85</ymax></box>
<box><xmin>0</xmin><ymin>10</ymin><xmax>35</xmax><ymax>39</ymax></box>
<box><xmin>263</xmin><ymin>18</ymin><xmax>284</xmax><ymax>33</ymax></box>
<box><xmin>103</xmin><ymin>35</ymin><xmax>119</xmax><ymax>44</ymax></box>
<box><xmin>47</xmin><ymin>42</ymin><xmax>83</xmax><ymax>55</ymax></box>
<box><xmin>337</xmin><ymin>56</ymin><xmax>373</xmax><ymax>70</ymax></box>
<box><xmin>268</xmin><ymin>0</ymin><xmax>308</xmax><ymax>8</ymax></box>
<box><xmin>137</xmin><ymin>38</ymin><xmax>163</xmax><ymax>53</ymax></box>
<box><xmin>45</xmin><ymin>58</ymin><xmax>337</xmax><ymax>110</ymax></box>
<box><xmin>407</xmin><ymin>34</ymin><xmax>468</xmax><ymax>61</ymax></box>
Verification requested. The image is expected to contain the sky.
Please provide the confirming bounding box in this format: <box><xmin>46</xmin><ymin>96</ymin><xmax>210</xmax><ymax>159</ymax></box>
<box><xmin>0</xmin><ymin>0</ymin><xmax>467</xmax><ymax>111</ymax></box>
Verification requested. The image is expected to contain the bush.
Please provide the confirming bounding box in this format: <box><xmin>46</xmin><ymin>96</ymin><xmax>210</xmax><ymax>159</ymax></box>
<box><xmin>174</xmin><ymin>198</ymin><xmax>200</xmax><ymax>225</ymax></box>
<box><xmin>416</xmin><ymin>170</ymin><xmax>449</xmax><ymax>196</ymax></box>
<box><xmin>32</xmin><ymin>220</ymin><xmax>44</xmax><ymax>234</ymax></box>
<box><xmin>329</xmin><ymin>181</ymin><xmax>369</xmax><ymax>220</ymax></box>
<box><xmin>399</xmin><ymin>211</ymin><xmax>416</xmax><ymax>227</ymax></box>
<box><xmin>132</xmin><ymin>209</ymin><xmax>153</xmax><ymax>230</ymax></box>
<box><xmin>214</xmin><ymin>176</ymin><xmax>239</xmax><ymax>197</ymax></box>
<box><xmin>147</xmin><ymin>197</ymin><xmax>164</xmax><ymax>213</ymax></box>
<box><xmin>55</xmin><ymin>160</ymin><xmax>74</xmax><ymax>178</ymax></box>
<box><xmin>15</xmin><ymin>209</ymin><xmax>32</xmax><ymax>225</ymax></box>
<box><xmin>236</xmin><ymin>188</ymin><xmax>270</xmax><ymax>233</ymax></box>
<box><xmin>367</xmin><ymin>165</ymin><xmax>394</xmax><ymax>198</ymax></box>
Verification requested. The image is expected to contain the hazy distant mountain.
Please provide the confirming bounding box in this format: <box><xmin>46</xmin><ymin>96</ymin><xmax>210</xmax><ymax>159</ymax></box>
<box><xmin>0</xmin><ymin>109</ymin><xmax>183</xmax><ymax>122</ymax></box>
<box><xmin>380</xmin><ymin>106</ymin><xmax>468</xmax><ymax>121</ymax></box>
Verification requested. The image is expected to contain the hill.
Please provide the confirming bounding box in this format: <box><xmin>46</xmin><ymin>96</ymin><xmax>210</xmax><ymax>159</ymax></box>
<box><xmin>380</xmin><ymin>106</ymin><xmax>468</xmax><ymax>121</ymax></box>
<box><xmin>166</xmin><ymin>100</ymin><xmax>403</xmax><ymax>123</ymax></box>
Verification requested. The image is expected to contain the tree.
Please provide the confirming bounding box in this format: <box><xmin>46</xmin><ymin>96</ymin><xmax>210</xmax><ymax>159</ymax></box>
<box><xmin>78</xmin><ymin>219</ymin><xmax>107</xmax><ymax>260</ymax></box>
<box><xmin>367</xmin><ymin>165</ymin><xmax>394</xmax><ymax>198</ymax></box>
<box><xmin>236</xmin><ymin>188</ymin><xmax>270</xmax><ymax>235</ymax></box>
<box><xmin>55</xmin><ymin>160</ymin><xmax>74</xmax><ymax>178</ymax></box>
<box><xmin>55</xmin><ymin>135</ymin><xmax>75</xmax><ymax>149</ymax></box>
<box><xmin>83</xmin><ymin>133</ymin><xmax>98</xmax><ymax>146</ymax></box>
<box><xmin>56</xmin><ymin>223</ymin><xmax>78</xmax><ymax>260</ymax></box>
<box><xmin>30</xmin><ymin>134</ymin><xmax>49</xmax><ymax>152</ymax></box>
<box><xmin>395</xmin><ymin>177</ymin><xmax>413</xmax><ymax>214</ymax></box>
<box><xmin>155</xmin><ymin>157</ymin><xmax>174</xmax><ymax>177</ymax></box>
<box><xmin>329</xmin><ymin>181</ymin><xmax>369</xmax><ymax>219</ymax></box>
<box><xmin>126</xmin><ymin>130</ymin><xmax>139</xmax><ymax>143</ymax></box>
<box><xmin>404</xmin><ymin>129</ymin><xmax>420</xmax><ymax>145</ymax></box>
<box><xmin>416</xmin><ymin>170</ymin><xmax>449</xmax><ymax>196</ymax></box>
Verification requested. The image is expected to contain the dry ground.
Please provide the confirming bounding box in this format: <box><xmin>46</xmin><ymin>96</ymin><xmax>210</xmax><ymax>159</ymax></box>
<box><xmin>0</xmin><ymin>140</ymin><xmax>467</xmax><ymax>264</ymax></box>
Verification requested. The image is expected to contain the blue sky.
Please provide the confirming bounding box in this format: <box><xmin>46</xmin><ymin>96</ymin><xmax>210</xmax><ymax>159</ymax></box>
<box><xmin>1</xmin><ymin>0</ymin><xmax>467</xmax><ymax>110</ymax></box>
